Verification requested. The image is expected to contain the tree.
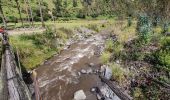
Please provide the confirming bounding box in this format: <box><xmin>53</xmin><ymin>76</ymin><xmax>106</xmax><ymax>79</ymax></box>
<box><xmin>73</xmin><ymin>0</ymin><xmax>77</xmax><ymax>7</ymax></box>
<box><xmin>24</xmin><ymin>0</ymin><xmax>31</xmax><ymax>25</ymax></box>
<box><xmin>53</xmin><ymin>0</ymin><xmax>62</xmax><ymax>17</ymax></box>
<box><xmin>27</xmin><ymin>0</ymin><xmax>34</xmax><ymax>26</ymax></box>
<box><xmin>0</xmin><ymin>0</ymin><xmax>7</xmax><ymax>28</ymax></box>
<box><xmin>14</xmin><ymin>0</ymin><xmax>23</xmax><ymax>26</ymax></box>
<box><xmin>63</xmin><ymin>0</ymin><xmax>67</xmax><ymax>7</ymax></box>
<box><xmin>38</xmin><ymin>0</ymin><xmax>45</xmax><ymax>27</ymax></box>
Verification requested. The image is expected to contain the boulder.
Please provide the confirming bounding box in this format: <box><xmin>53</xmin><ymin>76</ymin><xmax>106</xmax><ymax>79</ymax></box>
<box><xmin>86</xmin><ymin>68</ymin><xmax>93</xmax><ymax>74</ymax></box>
<box><xmin>74</xmin><ymin>90</ymin><xmax>86</xmax><ymax>100</ymax></box>
<box><xmin>104</xmin><ymin>67</ymin><xmax>112</xmax><ymax>80</ymax></box>
<box><xmin>81</xmin><ymin>69</ymin><xmax>87</xmax><ymax>74</ymax></box>
<box><xmin>89</xmin><ymin>63</ymin><xmax>95</xmax><ymax>67</ymax></box>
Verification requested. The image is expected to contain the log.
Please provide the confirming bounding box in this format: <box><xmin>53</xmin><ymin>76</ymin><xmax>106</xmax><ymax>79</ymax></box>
<box><xmin>100</xmin><ymin>76</ymin><xmax>132</xmax><ymax>100</ymax></box>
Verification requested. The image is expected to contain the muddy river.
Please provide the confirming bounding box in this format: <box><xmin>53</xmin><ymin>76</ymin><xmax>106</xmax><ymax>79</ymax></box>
<box><xmin>36</xmin><ymin>29</ymin><xmax>118</xmax><ymax>100</ymax></box>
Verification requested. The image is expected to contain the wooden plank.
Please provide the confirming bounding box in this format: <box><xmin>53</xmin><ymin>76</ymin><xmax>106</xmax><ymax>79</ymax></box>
<box><xmin>0</xmin><ymin>52</ymin><xmax>8</xmax><ymax>100</ymax></box>
<box><xmin>1</xmin><ymin>38</ymin><xmax>32</xmax><ymax>100</ymax></box>
<box><xmin>6</xmin><ymin>47</ymin><xmax>32</xmax><ymax>100</ymax></box>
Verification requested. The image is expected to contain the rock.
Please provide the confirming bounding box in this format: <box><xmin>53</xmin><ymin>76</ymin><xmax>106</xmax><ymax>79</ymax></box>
<box><xmin>104</xmin><ymin>67</ymin><xmax>112</xmax><ymax>80</ymax></box>
<box><xmin>116</xmin><ymin>60</ymin><xmax>120</xmax><ymax>64</ymax></box>
<box><xmin>74</xmin><ymin>90</ymin><xmax>86</xmax><ymax>100</ymax></box>
<box><xmin>78</xmin><ymin>72</ymin><xmax>81</xmax><ymax>76</ymax></box>
<box><xmin>130</xmin><ymin>66</ymin><xmax>134</xmax><ymax>70</ymax></box>
<box><xmin>96</xmin><ymin>94</ymin><xmax>102</xmax><ymax>100</ymax></box>
<box><xmin>90</xmin><ymin>87</ymin><xmax>96</xmax><ymax>93</ymax></box>
<box><xmin>86</xmin><ymin>68</ymin><xmax>93</xmax><ymax>74</ymax></box>
<box><xmin>89</xmin><ymin>63</ymin><xmax>95</xmax><ymax>67</ymax></box>
<box><xmin>81</xmin><ymin>69</ymin><xmax>87</xmax><ymax>74</ymax></box>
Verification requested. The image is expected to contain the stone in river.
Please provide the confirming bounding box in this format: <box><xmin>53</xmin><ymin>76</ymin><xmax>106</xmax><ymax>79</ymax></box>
<box><xmin>89</xmin><ymin>63</ymin><xmax>95</xmax><ymax>67</ymax></box>
<box><xmin>104</xmin><ymin>67</ymin><xmax>112</xmax><ymax>80</ymax></box>
<box><xmin>74</xmin><ymin>90</ymin><xmax>86</xmax><ymax>100</ymax></box>
<box><xmin>81</xmin><ymin>69</ymin><xmax>87</xmax><ymax>74</ymax></box>
<box><xmin>86</xmin><ymin>68</ymin><xmax>93</xmax><ymax>74</ymax></box>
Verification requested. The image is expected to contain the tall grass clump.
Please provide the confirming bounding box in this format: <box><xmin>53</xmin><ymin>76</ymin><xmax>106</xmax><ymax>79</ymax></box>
<box><xmin>86</xmin><ymin>24</ymin><xmax>100</xmax><ymax>32</ymax></box>
<box><xmin>111</xmin><ymin>63</ymin><xmax>126</xmax><ymax>83</ymax></box>
<box><xmin>100</xmin><ymin>51</ymin><xmax>111</xmax><ymax>64</ymax></box>
<box><xmin>105</xmin><ymin>38</ymin><xmax>123</xmax><ymax>59</ymax></box>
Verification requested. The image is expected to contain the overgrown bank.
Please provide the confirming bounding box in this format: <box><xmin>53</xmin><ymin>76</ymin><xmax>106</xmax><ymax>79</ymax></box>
<box><xmin>100</xmin><ymin>16</ymin><xmax>170</xmax><ymax>99</ymax></box>
<box><xmin>10</xmin><ymin>27</ymin><xmax>71</xmax><ymax>69</ymax></box>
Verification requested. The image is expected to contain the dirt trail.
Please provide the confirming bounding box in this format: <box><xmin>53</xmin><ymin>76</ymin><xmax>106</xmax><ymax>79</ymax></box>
<box><xmin>36</xmin><ymin>29</ymin><xmax>110</xmax><ymax>100</ymax></box>
<box><xmin>7</xmin><ymin>28</ymin><xmax>45</xmax><ymax>35</ymax></box>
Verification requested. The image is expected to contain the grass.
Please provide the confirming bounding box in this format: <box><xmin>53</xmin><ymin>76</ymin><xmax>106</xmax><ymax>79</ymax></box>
<box><xmin>2</xmin><ymin>19</ymin><xmax>114</xmax><ymax>30</ymax></box>
<box><xmin>110</xmin><ymin>63</ymin><xmax>126</xmax><ymax>83</ymax></box>
<box><xmin>100</xmin><ymin>51</ymin><xmax>111</xmax><ymax>64</ymax></box>
<box><xmin>110</xmin><ymin>20</ymin><xmax>137</xmax><ymax>43</ymax></box>
<box><xmin>9</xmin><ymin>27</ymin><xmax>72</xmax><ymax>69</ymax></box>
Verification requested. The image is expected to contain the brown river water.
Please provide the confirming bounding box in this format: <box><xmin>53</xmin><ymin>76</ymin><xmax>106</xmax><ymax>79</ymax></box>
<box><xmin>36</xmin><ymin>32</ymin><xmax>108</xmax><ymax>100</ymax></box>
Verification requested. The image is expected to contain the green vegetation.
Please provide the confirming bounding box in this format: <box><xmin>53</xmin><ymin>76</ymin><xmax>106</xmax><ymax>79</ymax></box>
<box><xmin>110</xmin><ymin>63</ymin><xmax>126</xmax><ymax>83</ymax></box>
<box><xmin>10</xmin><ymin>27</ymin><xmax>72</xmax><ymax>69</ymax></box>
<box><xmin>0</xmin><ymin>0</ymin><xmax>170</xmax><ymax>99</ymax></box>
<box><xmin>100</xmin><ymin>51</ymin><xmax>111</xmax><ymax>64</ymax></box>
<box><xmin>137</xmin><ymin>14</ymin><xmax>152</xmax><ymax>43</ymax></box>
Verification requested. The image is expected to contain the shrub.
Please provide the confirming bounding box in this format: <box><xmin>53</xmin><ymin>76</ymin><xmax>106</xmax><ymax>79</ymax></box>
<box><xmin>162</xmin><ymin>22</ymin><xmax>169</xmax><ymax>33</ymax></box>
<box><xmin>137</xmin><ymin>14</ymin><xmax>152</xmax><ymax>43</ymax></box>
<box><xmin>101</xmin><ymin>51</ymin><xmax>111</xmax><ymax>64</ymax></box>
<box><xmin>76</xmin><ymin>9</ymin><xmax>86</xmax><ymax>19</ymax></box>
<box><xmin>153</xmin><ymin>37</ymin><xmax>170</xmax><ymax>69</ymax></box>
<box><xmin>8</xmin><ymin>16</ymin><xmax>17</xmax><ymax>23</ymax></box>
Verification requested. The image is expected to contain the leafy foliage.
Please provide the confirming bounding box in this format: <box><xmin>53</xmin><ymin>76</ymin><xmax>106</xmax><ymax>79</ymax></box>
<box><xmin>137</xmin><ymin>14</ymin><xmax>152</xmax><ymax>43</ymax></box>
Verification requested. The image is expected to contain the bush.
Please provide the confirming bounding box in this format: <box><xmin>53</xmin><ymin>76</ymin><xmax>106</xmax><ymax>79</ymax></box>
<box><xmin>137</xmin><ymin>14</ymin><xmax>152</xmax><ymax>43</ymax></box>
<box><xmin>153</xmin><ymin>37</ymin><xmax>170</xmax><ymax>69</ymax></box>
<box><xmin>76</xmin><ymin>9</ymin><xmax>86</xmax><ymax>19</ymax></box>
<box><xmin>8</xmin><ymin>16</ymin><xmax>17</xmax><ymax>23</ymax></box>
<box><xmin>162</xmin><ymin>22</ymin><xmax>169</xmax><ymax>33</ymax></box>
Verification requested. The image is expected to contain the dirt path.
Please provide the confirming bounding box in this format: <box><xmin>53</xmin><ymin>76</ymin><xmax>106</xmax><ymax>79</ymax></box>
<box><xmin>7</xmin><ymin>28</ymin><xmax>45</xmax><ymax>35</ymax></box>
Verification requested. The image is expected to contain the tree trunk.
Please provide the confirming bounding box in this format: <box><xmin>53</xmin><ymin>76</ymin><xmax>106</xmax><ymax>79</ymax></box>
<box><xmin>24</xmin><ymin>0</ymin><xmax>31</xmax><ymax>26</ymax></box>
<box><xmin>38</xmin><ymin>0</ymin><xmax>45</xmax><ymax>27</ymax></box>
<box><xmin>0</xmin><ymin>0</ymin><xmax>7</xmax><ymax>28</ymax></box>
<box><xmin>27</xmin><ymin>0</ymin><xmax>34</xmax><ymax>26</ymax></box>
<box><xmin>15</xmin><ymin>0</ymin><xmax>23</xmax><ymax>27</ymax></box>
